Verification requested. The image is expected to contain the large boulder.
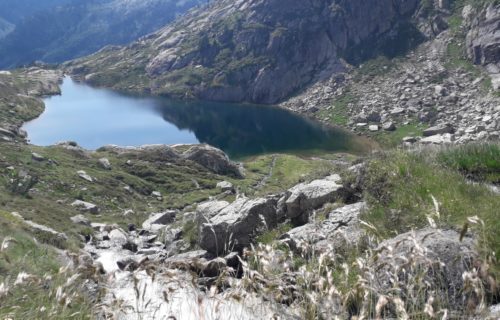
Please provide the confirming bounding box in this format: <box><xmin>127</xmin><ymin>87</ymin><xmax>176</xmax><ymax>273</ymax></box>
<box><xmin>285</xmin><ymin>174</ymin><xmax>345</xmax><ymax>224</ymax></box>
<box><xmin>197</xmin><ymin>197</ymin><xmax>278</xmax><ymax>255</ymax></box>
<box><xmin>371</xmin><ymin>228</ymin><xmax>478</xmax><ymax>313</ymax></box>
<box><xmin>71</xmin><ymin>200</ymin><xmax>100</xmax><ymax>214</ymax></box>
<box><xmin>182</xmin><ymin>144</ymin><xmax>243</xmax><ymax>178</ymax></box>
<box><xmin>281</xmin><ymin>202</ymin><xmax>368</xmax><ymax>255</ymax></box>
<box><xmin>422</xmin><ymin>123</ymin><xmax>454</xmax><ymax>136</ymax></box>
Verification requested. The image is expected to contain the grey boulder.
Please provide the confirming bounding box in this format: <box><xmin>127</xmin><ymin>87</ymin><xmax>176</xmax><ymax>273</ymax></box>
<box><xmin>197</xmin><ymin>197</ymin><xmax>277</xmax><ymax>255</ymax></box>
<box><xmin>285</xmin><ymin>174</ymin><xmax>344</xmax><ymax>224</ymax></box>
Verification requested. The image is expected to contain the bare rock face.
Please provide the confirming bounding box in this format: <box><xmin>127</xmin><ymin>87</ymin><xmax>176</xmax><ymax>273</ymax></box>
<box><xmin>69</xmin><ymin>0</ymin><xmax>420</xmax><ymax>104</ymax></box>
<box><xmin>197</xmin><ymin>196</ymin><xmax>278</xmax><ymax>255</ymax></box>
<box><xmin>467</xmin><ymin>4</ymin><xmax>500</xmax><ymax>89</ymax></box>
<box><xmin>182</xmin><ymin>144</ymin><xmax>243</xmax><ymax>178</ymax></box>
<box><xmin>281</xmin><ymin>202</ymin><xmax>368</xmax><ymax>255</ymax></box>
<box><xmin>285</xmin><ymin>174</ymin><xmax>345</xmax><ymax>224</ymax></box>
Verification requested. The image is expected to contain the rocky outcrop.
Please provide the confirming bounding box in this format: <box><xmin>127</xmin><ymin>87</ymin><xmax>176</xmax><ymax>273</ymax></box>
<box><xmin>68</xmin><ymin>0</ymin><xmax>421</xmax><ymax>104</ymax></box>
<box><xmin>197</xmin><ymin>196</ymin><xmax>278</xmax><ymax>255</ymax></box>
<box><xmin>285</xmin><ymin>174</ymin><xmax>345</xmax><ymax>224</ymax></box>
<box><xmin>467</xmin><ymin>4</ymin><xmax>500</xmax><ymax>89</ymax></box>
<box><xmin>182</xmin><ymin>144</ymin><xmax>244</xmax><ymax>178</ymax></box>
<box><xmin>281</xmin><ymin>202</ymin><xmax>368</xmax><ymax>255</ymax></box>
<box><xmin>98</xmin><ymin>143</ymin><xmax>243</xmax><ymax>177</ymax></box>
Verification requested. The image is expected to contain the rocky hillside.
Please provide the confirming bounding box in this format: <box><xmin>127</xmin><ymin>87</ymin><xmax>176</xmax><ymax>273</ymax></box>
<box><xmin>67</xmin><ymin>0</ymin><xmax>423</xmax><ymax>103</ymax></box>
<box><xmin>0</xmin><ymin>0</ymin><xmax>204</xmax><ymax>69</ymax></box>
<box><xmin>0</xmin><ymin>66</ymin><xmax>498</xmax><ymax>319</ymax></box>
<box><xmin>0</xmin><ymin>18</ymin><xmax>14</xmax><ymax>39</ymax></box>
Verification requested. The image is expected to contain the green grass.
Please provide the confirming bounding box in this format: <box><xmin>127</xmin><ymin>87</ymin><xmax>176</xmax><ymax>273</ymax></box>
<box><xmin>319</xmin><ymin>91</ymin><xmax>357</xmax><ymax>126</ymax></box>
<box><xmin>374</xmin><ymin>123</ymin><xmax>426</xmax><ymax>148</ymax></box>
<box><xmin>255</xmin><ymin>223</ymin><xmax>292</xmax><ymax>244</ymax></box>
<box><xmin>0</xmin><ymin>211</ymin><xmax>92</xmax><ymax>319</ymax></box>
<box><xmin>438</xmin><ymin>143</ymin><xmax>500</xmax><ymax>183</ymax></box>
<box><xmin>361</xmin><ymin>146</ymin><xmax>500</xmax><ymax>275</ymax></box>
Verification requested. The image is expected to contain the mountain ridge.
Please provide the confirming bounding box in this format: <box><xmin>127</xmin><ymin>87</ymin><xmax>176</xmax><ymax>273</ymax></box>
<box><xmin>0</xmin><ymin>0</ymin><xmax>204</xmax><ymax>69</ymax></box>
<box><xmin>67</xmin><ymin>0</ymin><xmax>423</xmax><ymax>104</ymax></box>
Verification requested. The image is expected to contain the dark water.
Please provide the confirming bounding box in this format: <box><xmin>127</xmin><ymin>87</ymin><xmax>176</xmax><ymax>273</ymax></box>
<box><xmin>23</xmin><ymin>77</ymin><xmax>371</xmax><ymax>158</ymax></box>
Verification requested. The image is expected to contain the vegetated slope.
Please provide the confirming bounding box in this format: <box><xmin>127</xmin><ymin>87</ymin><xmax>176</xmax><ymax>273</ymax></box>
<box><xmin>0</xmin><ymin>0</ymin><xmax>204</xmax><ymax>69</ymax></box>
<box><xmin>66</xmin><ymin>0</ymin><xmax>424</xmax><ymax>103</ymax></box>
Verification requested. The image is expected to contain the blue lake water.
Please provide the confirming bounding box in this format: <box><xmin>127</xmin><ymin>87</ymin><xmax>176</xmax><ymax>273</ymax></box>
<box><xmin>23</xmin><ymin>77</ymin><xmax>371</xmax><ymax>158</ymax></box>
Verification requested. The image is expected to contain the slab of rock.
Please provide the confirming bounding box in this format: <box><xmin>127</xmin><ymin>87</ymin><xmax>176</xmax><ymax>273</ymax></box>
<box><xmin>216</xmin><ymin>181</ymin><xmax>234</xmax><ymax>192</ymax></box>
<box><xmin>77</xmin><ymin>170</ymin><xmax>93</xmax><ymax>182</ymax></box>
<box><xmin>372</xmin><ymin>228</ymin><xmax>477</xmax><ymax>312</ymax></box>
<box><xmin>369</xmin><ymin>125</ymin><xmax>379</xmax><ymax>132</ymax></box>
<box><xmin>382</xmin><ymin>121</ymin><xmax>396</xmax><ymax>131</ymax></box>
<box><xmin>22</xmin><ymin>219</ymin><xmax>67</xmax><ymax>248</ymax></box>
<box><xmin>281</xmin><ymin>202</ymin><xmax>367</xmax><ymax>254</ymax></box>
<box><xmin>31</xmin><ymin>152</ymin><xmax>45</xmax><ymax>161</ymax></box>
<box><xmin>420</xmin><ymin>133</ymin><xmax>453</xmax><ymax>145</ymax></box>
<box><xmin>70</xmin><ymin>214</ymin><xmax>91</xmax><ymax>226</ymax></box>
<box><xmin>182</xmin><ymin>144</ymin><xmax>243</xmax><ymax>178</ymax></box>
<box><xmin>198</xmin><ymin>197</ymin><xmax>277</xmax><ymax>255</ymax></box>
<box><xmin>71</xmin><ymin>200</ymin><xmax>100</xmax><ymax>214</ymax></box>
<box><xmin>109</xmin><ymin>229</ymin><xmax>128</xmax><ymax>245</ymax></box>
<box><xmin>0</xmin><ymin>127</ymin><xmax>15</xmax><ymax>138</ymax></box>
<box><xmin>285</xmin><ymin>174</ymin><xmax>344</xmax><ymax>224</ymax></box>
<box><xmin>98</xmin><ymin>158</ymin><xmax>112</xmax><ymax>170</ymax></box>
<box><xmin>423</xmin><ymin>123</ymin><xmax>454</xmax><ymax>136</ymax></box>
<box><xmin>142</xmin><ymin>210</ymin><xmax>177</xmax><ymax>232</ymax></box>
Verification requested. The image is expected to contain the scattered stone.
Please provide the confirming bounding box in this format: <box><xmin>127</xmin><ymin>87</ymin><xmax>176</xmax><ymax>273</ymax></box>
<box><xmin>216</xmin><ymin>181</ymin><xmax>234</xmax><ymax>192</ymax></box>
<box><xmin>142</xmin><ymin>210</ymin><xmax>177</xmax><ymax>232</ymax></box>
<box><xmin>402</xmin><ymin>136</ymin><xmax>417</xmax><ymax>143</ymax></box>
<box><xmin>382</xmin><ymin>121</ymin><xmax>396</xmax><ymax>131</ymax></box>
<box><xmin>70</xmin><ymin>214</ymin><xmax>91</xmax><ymax>226</ymax></box>
<box><xmin>71</xmin><ymin>200</ymin><xmax>100</xmax><ymax>214</ymax></box>
<box><xmin>77</xmin><ymin>170</ymin><xmax>93</xmax><ymax>182</ymax></box>
<box><xmin>151</xmin><ymin>191</ymin><xmax>162</xmax><ymax>200</ymax></box>
<box><xmin>368</xmin><ymin>125</ymin><xmax>379</xmax><ymax>132</ymax></box>
<box><xmin>423</xmin><ymin>123</ymin><xmax>454</xmax><ymax>136</ymax></box>
<box><xmin>31</xmin><ymin>152</ymin><xmax>45</xmax><ymax>161</ymax></box>
<box><xmin>123</xmin><ymin>209</ymin><xmax>134</xmax><ymax>216</ymax></box>
<box><xmin>98</xmin><ymin>158</ymin><xmax>112</xmax><ymax>170</ymax></box>
<box><xmin>420</xmin><ymin>133</ymin><xmax>454</xmax><ymax>145</ymax></box>
<box><xmin>109</xmin><ymin>229</ymin><xmax>128</xmax><ymax>245</ymax></box>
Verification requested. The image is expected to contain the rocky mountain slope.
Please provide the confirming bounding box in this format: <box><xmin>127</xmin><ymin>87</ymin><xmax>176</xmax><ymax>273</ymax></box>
<box><xmin>0</xmin><ymin>18</ymin><xmax>14</xmax><ymax>39</ymax></box>
<box><xmin>67</xmin><ymin>0</ymin><xmax>423</xmax><ymax>103</ymax></box>
<box><xmin>0</xmin><ymin>0</ymin><xmax>204</xmax><ymax>68</ymax></box>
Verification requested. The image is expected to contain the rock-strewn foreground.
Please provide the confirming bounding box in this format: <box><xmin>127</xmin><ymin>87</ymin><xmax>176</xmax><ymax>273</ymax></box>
<box><xmin>0</xmin><ymin>1</ymin><xmax>499</xmax><ymax>319</ymax></box>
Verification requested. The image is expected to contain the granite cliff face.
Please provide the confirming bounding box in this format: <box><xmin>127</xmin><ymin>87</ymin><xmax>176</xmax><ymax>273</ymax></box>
<box><xmin>68</xmin><ymin>0</ymin><xmax>421</xmax><ymax>104</ymax></box>
<box><xmin>466</xmin><ymin>4</ymin><xmax>500</xmax><ymax>88</ymax></box>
